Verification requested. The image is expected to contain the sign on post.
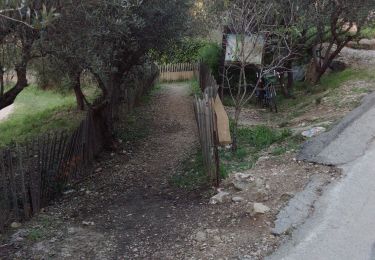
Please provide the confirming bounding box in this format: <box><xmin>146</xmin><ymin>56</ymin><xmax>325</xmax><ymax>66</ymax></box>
<box><xmin>225</xmin><ymin>34</ymin><xmax>265</xmax><ymax>65</ymax></box>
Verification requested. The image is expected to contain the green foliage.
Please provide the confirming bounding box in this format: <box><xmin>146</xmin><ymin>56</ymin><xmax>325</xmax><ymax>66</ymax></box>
<box><xmin>271</xmin><ymin>146</ymin><xmax>288</xmax><ymax>156</ymax></box>
<box><xmin>309</xmin><ymin>69</ymin><xmax>375</xmax><ymax>93</ymax></box>
<box><xmin>190</xmin><ymin>79</ymin><xmax>201</xmax><ymax>96</ymax></box>
<box><xmin>116</xmin><ymin>112</ymin><xmax>150</xmax><ymax>143</ymax></box>
<box><xmin>27</xmin><ymin>228</ymin><xmax>44</xmax><ymax>242</ymax></box>
<box><xmin>198</xmin><ymin>42</ymin><xmax>222</xmax><ymax>81</ymax></box>
<box><xmin>237</xmin><ymin>125</ymin><xmax>292</xmax><ymax>149</ymax></box>
<box><xmin>152</xmin><ymin>38</ymin><xmax>208</xmax><ymax>64</ymax></box>
<box><xmin>139</xmin><ymin>83</ymin><xmax>164</xmax><ymax>104</ymax></box>
<box><xmin>0</xmin><ymin>85</ymin><xmax>82</xmax><ymax>147</ymax></box>
<box><xmin>360</xmin><ymin>26</ymin><xmax>375</xmax><ymax>39</ymax></box>
<box><xmin>219</xmin><ymin>125</ymin><xmax>292</xmax><ymax>175</ymax></box>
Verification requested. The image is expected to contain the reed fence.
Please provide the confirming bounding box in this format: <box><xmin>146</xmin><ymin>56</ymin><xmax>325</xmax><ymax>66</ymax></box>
<box><xmin>0</xmin><ymin>112</ymin><xmax>98</xmax><ymax>232</ymax></box>
<box><xmin>158</xmin><ymin>63</ymin><xmax>197</xmax><ymax>82</ymax></box>
<box><xmin>0</xmin><ymin>67</ymin><xmax>158</xmax><ymax>232</ymax></box>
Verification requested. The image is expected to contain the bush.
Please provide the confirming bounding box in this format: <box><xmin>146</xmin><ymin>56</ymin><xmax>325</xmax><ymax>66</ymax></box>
<box><xmin>30</xmin><ymin>57</ymin><xmax>69</xmax><ymax>92</ymax></box>
<box><xmin>198</xmin><ymin>42</ymin><xmax>221</xmax><ymax>82</ymax></box>
<box><xmin>151</xmin><ymin>38</ymin><xmax>208</xmax><ymax>64</ymax></box>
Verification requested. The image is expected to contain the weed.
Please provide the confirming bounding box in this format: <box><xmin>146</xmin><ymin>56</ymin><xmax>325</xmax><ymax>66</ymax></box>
<box><xmin>271</xmin><ymin>146</ymin><xmax>288</xmax><ymax>156</ymax></box>
<box><xmin>218</xmin><ymin>125</ymin><xmax>292</xmax><ymax>177</ymax></box>
<box><xmin>190</xmin><ymin>79</ymin><xmax>202</xmax><ymax>97</ymax></box>
<box><xmin>116</xmin><ymin>113</ymin><xmax>150</xmax><ymax>143</ymax></box>
<box><xmin>351</xmin><ymin>87</ymin><xmax>370</xmax><ymax>94</ymax></box>
<box><xmin>222</xmin><ymin>96</ymin><xmax>236</xmax><ymax>107</ymax></box>
<box><xmin>140</xmin><ymin>83</ymin><xmax>165</xmax><ymax>104</ymax></box>
<box><xmin>237</xmin><ymin>125</ymin><xmax>291</xmax><ymax>149</ymax></box>
<box><xmin>27</xmin><ymin>228</ymin><xmax>44</xmax><ymax>242</ymax></box>
<box><xmin>360</xmin><ymin>26</ymin><xmax>375</xmax><ymax>39</ymax></box>
<box><xmin>171</xmin><ymin>151</ymin><xmax>208</xmax><ymax>190</ymax></box>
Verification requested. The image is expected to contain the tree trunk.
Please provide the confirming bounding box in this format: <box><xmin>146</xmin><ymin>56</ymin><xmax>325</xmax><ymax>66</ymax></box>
<box><xmin>231</xmin><ymin>106</ymin><xmax>241</xmax><ymax>152</ymax></box>
<box><xmin>0</xmin><ymin>36</ymin><xmax>33</xmax><ymax>110</ymax></box>
<box><xmin>0</xmin><ymin>66</ymin><xmax>4</xmax><ymax>97</ymax></box>
<box><xmin>0</xmin><ymin>65</ymin><xmax>28</xmax><ymax>110</ymax></box>
<box><xmin>71</xmin><ymin>71</ymin><xmax>85</xmax><ymax>111</ymax></box>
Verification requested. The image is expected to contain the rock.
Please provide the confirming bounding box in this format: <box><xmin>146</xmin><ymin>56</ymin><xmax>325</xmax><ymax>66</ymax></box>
<box><xmin>82</xmin><ymin>221</ymin><xmax>95</xmax><ymax>226</ymax></box>
<box><xmin>233</xmin><ymin>181</ymin><xmax>249</xmax><ymax>191</ymax></box>
<box><xmin>195</xmin><ymin>231</ymin><xmax>207</xmax><ymax>242</ymax></box>
<box><xmin>67</xmin><ymin>227</ymin><xmax>80</xmax><ymax>235</ymax></box>
<box><xmin>10</xmin><ymin>222</ymin><xmax>21</xmax><ymax>229</ymax></box>
<box><xmin>293</xmin><ymin>65</ymin><xmax>306</xmax><ymax>81</ymax></box>
<box><xmin>232</xmin><ymin>173</ymin><xmax>254</xmax><ymax>191</ymax></box>
<box><xmin>301</xmin><ymin>127</ymin><xmax>326</xmax><ymax>138</ymax></box>
<box><xmin>32</xmin><ymin>241</ymin><xmax>51</xmax><ymax>255</ymax></box>
<box><xmin>232</xmin><ymin>196</ymin><xmax>244</xmax><ymax>203</ymax></box>
<box><xmin>348</xmin><ymin>39</ymin><xmax>375</xmax><ymax>50</ymax></box>
<box><xmin>10</xmin><ymin>229</ymin><xmax>29</xmax><ymax>243</ymax></box>
<box><xmin>255</xmin><ymin>178</ymin><xmax>265</xmax><ymax>189</ymax></box>
<box><xmin>329</xmin><ymin>60</ymin><xmax>347</xmax><ymax>72</ymax></box>
<box><xmin>234</xmin><ymin>172</ymin><xmax>252</xmax><ymax>180</ymax></box>
<box><xmin>248</xmin><ymin>203</ymin><xmax>270</xmax><ymax>216</ymax></box>
<box><xmin>209</xmin><ymin>189</ymin><xmax>230</xmax><ymax>204</ymax></box>
<box><xmin>95</xmin><ymin>167</ymin><xmax>103</xmax><ymax>173</ymax></box>
<box><xmin>63</xmin><ymin>189</ymin><xmax>75</xmax><ymax>195</ymax></box>
<box><xmin>213</xmin><ymin>235</ymin><xmax>222</xmax><ymax>243</ymax></box>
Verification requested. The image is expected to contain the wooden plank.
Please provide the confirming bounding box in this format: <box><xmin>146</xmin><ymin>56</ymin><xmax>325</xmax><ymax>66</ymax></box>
<box><xmin>8</xmin><ymin>149</ymin><xmax>19</xmax><ymax>221</ymax></box>
<box><xmin>213</xmin><ymin>96</ymin><xmax>232</xmax><ymax>145</ymax></box>
<box><xmin>17</xmin><ymin>144</ymin><xmax>30</xmax><ymax>219</ymax></box>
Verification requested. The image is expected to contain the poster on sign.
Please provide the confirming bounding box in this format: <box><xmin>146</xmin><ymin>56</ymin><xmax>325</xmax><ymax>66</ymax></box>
<box><xmin>225</xmin><ymin>34</ymin><xmax>265</xmax><ymax>65</ymax></box>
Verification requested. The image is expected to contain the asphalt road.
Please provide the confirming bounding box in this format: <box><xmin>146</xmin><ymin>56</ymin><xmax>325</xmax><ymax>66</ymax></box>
<box><xmin>269</xmin><ymin>93</ymin><xmax>375</xmax><ymax>260</ymax></box>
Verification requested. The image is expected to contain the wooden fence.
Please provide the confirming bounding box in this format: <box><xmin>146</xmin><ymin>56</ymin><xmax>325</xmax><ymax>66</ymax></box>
<box><xmin>158</xmin><ymin>63</ymin><xmax>197</xmax><ymax>82</ymax></box>
<box><xmin>193</xmin><ymin>64</ymin><xmax>222</xmax><ymax>186</ymax></box>
<box><xmin>193</xmin><ymin>85</ymin><xmax>221</xmax><ymax>186</ymax></box>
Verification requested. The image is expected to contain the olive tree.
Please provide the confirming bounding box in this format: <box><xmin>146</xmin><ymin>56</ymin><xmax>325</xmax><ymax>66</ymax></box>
<box><xmin>0</xmin><ymin>0</ymin><xmax>58</xmax><ymax>110</ymax></box>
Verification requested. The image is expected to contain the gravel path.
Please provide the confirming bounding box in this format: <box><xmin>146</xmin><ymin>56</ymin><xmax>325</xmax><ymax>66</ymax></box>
<box><xmin>4</xmin><ymin>82</ymin><xmax>286</xmax><ymax>260</ymax></box>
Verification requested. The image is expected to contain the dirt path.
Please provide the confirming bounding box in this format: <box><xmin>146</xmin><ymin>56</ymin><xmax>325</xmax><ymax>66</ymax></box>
<box><xmin>2</xmin><ymin>82</ymin><xmax>207</xmax><ymax>259</ymax></box>
<box><xmin>0</xmin><ymin>104</ymin><xmax>14</xmax><ymax>122</ymax></box>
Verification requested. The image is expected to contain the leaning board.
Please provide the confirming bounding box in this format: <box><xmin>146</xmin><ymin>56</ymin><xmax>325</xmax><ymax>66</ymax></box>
<box><xmin>213</xmin><ymin>96</ymin><xmax>232</xmax><ymax>145</ymax></box>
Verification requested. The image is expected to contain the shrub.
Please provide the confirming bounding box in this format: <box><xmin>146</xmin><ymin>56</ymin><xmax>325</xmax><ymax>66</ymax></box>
<box><xmin>198</xmin><ymin>42</ymin><xmax>221</xmax><ymax>82</ymax></box>
<box><xmin>151</xmin><ymin>38</ymin><xmax>208</xmax><ymax>64</ymax></box>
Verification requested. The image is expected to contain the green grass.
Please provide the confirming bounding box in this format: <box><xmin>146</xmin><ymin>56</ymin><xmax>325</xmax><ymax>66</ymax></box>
<box><xmin>116</xmin><ymin>112</ymin><xmax>150</xmax><ymax>143</ymax></box>
<box><xmin>273</xmin><ymin>68</ymin><xmax>375</xmax><ymax>123</ymax></box>
<box><xmin>219</xmin><ymin>125</ymin><xmax>292</xmax><ymax>172</ymax></box>
<box><xmin>171</xmin><ymin>149</ymin><xmax>229</xmax><ymax>190</ymax></box>
<box><xmin>319</xmin><ymin>69</ymin><xmax>375</xmax><ymax>90</ymax></box>
<box><xmin>0</xmin><ymin>85</ymin><xmax>83</xmax><ymax>147</ymax></box>
<box><xmin>294</xmin><ymin>69</ymin><xmax>375</xmax><ymax>94</ymax></box>
<box><xmin>174</xmin><ymin>125</ymin><xmax>293</xmax><ymax>189</ymax></box>
<box><xmin>351</xmin><ymin>87</ymin><xmax>371</xmax><ymax>94</ymax></box>
<box><xmin>171</xmin><ymin>151</ymin><xmax>208</xmax><ymax>190</ymax></box>
<box><xmin>140</xmin><ymin>83</ymin><xmax>165</xmax><ymax>104</ymax></box>
<box><xmin>222</xmin><ymin>96</ymin><xmax>236</xmax><ymax>107</ymax></box>
<box><xmin>360</xmin><ymin>26</ymin><xmax>375</xmax><ymax>39</ymax></box>
<box><xmin>27</xmin><ymin>228</ymin><xmax>44</xmax><ymax>242</ymax></box>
